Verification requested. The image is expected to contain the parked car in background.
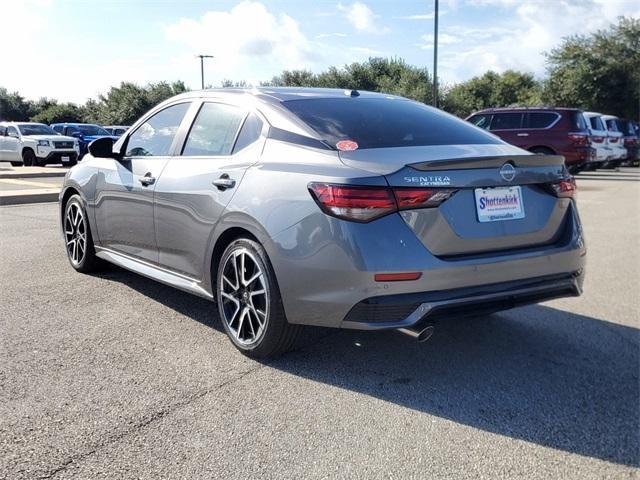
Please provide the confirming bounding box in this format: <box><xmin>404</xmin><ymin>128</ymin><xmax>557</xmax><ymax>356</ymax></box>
<box><xmin>0</xmin><ymin>122</ymin><xmax>79</xmax><ymax>166</ymax></box>
<box><xmin>618</xmin><ymin>118</ymin><xmax>639</xmax><ymax>166</ymax></box>
<box><xmin>466</xmin><ymin>107</ymin><xmax>595</xmax><ymax>174</ymax></box>
<box><xmin>60</xmin><ymin>88</ymin><xmax>585</xmax><ymax>358</ymax></box>
<box><xmin>600</xmin><ymin>115</ymin><xmax>627</xmax><ymax>167</ymax></box>
<box><xmin>51</xmin><ymin>123</ymin><xmax>117</xmax><ymax>158</ymax></box>
<box><xmin>583</xmin><ymin>112</ymin><xmax>613</xmax><ymax>169</ymax></box>
<box><xmin>103</xmin><ymin>125</ymin><xmax>130</xmax><ymax>137</ymax></box>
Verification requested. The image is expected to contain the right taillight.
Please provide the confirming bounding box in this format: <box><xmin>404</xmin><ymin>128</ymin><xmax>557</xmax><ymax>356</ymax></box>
<box><xmin>548</xmin><ymin>177</ymin><xmax>577</xmax><ymax>198</ymax></box>
<box><xmin>308</xmin><ymin>183</ymin><xmax>457</xmax><ymax>222</ymax></box>
<box><xmin>592</xmin><ymin>135</ymin><xmax>605</xmax><ymax>143</ymax></box>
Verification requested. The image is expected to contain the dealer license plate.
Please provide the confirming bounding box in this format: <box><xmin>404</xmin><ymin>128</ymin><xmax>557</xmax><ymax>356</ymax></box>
<box><xmin>474</xmin><ymin>186</ymin><xmax>525</xmax><ymax>223</ymax></box>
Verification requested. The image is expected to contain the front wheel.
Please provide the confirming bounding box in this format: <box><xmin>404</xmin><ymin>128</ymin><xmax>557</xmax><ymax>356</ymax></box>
<box><xmin>10</xmin><ymin>161</ymin><xmax>22</xmax><ymax>167</ymax></box>
<box><xmin>216</xmin><ymin>238</ymin><xmax>301</xmax><ymax>358</ymax></box>
<box><xmin>22</xmin><ymin>150</ymin><xmax>36</xmax><ymax>167</ymax></box>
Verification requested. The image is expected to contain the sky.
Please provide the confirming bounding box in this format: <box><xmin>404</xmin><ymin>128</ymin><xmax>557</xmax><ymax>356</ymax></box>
<box><xmin>4</xmin><ymin>0</ymin><xmax>639</xmax><ymax>103</ymax></box>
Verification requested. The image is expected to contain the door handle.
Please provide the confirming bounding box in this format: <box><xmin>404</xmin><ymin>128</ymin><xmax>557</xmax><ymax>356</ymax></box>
<box><xmin>517</xmin><ymin>133</ymin><xmax>529</xmax><ymax>137</ymax></box>
<box><xmin>212</xmin><ymin>174</ymin><xmax>236</xmax><ymax>191</ymax></box>
<box><xmin>139</xmin><ymin>173</ymin><xmax>156</xmax><ymax>186</ymax></box>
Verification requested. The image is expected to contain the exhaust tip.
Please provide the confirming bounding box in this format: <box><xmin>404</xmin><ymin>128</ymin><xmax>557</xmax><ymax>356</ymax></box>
<box><xmin>416</xmin><ymin>325</ymin><xmax>435</xmax><ymax>342</ymax></box>
<box><xmin>397</xmin><ymin>325</ymin><xmax>435</xmax><ymax>343</ymax></box>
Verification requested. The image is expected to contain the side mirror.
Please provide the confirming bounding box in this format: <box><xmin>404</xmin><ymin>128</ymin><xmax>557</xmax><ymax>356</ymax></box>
<box><xmin>71</xmin><ymin>131</ymin><xmax>83</xmax><ymax>138</ymax></box>
<box><xmin>88</xmin><ymin>137</ymin><xmax>119</xmax><ymax>159</ymax></box>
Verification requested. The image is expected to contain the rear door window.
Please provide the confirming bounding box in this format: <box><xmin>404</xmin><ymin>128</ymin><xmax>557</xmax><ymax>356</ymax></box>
<box><xmin>182</xmin><ymin>103</ymin><xmax>245</xmax><ymax>156</ymax></box>
<box><xmin>232</xmin><ymin>113</ymin><xmax>263</xmax><ymax>154</ymax></box>
<box><xmin>282</xmin><ymin>97</ymin><xmax>501</xmax><ymax>149</ymax></box>
<box><xmin>526</xmin><ymin>112</ymin><xmax>558</xmax><ymax>129</ymax></box>
<box><xmin>126</xmin><ymin>103</ymin><xmax>190</xmax><ymax>157</ymax></box>
<box><xmin>490</xmin><ymin>113</ymin><xmax>523</xmax><ymax>130</ymax></box>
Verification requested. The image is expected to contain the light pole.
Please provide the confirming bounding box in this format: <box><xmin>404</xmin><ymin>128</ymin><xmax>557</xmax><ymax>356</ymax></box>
<box><xmin>197</xmin><ymin>54</ymin><xmax>214</xmax><ymax>89</ymax></box>
<box><xmin>432</xmin><ymin>0</ymin><xmax>439</xmax><ymax>108</ymax></box>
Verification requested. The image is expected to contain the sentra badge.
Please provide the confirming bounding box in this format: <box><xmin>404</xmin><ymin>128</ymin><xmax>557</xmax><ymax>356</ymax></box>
<box><xmin>403</xmin><ymin>175</ymin><xmax>451</xmax><ymax>186</ymax></box>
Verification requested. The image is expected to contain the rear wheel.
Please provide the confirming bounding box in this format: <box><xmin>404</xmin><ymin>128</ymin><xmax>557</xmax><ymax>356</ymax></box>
<box><xmin>63</xmin><ymin>195</ymin><xmax>101</xmax><ymax>273</ymax></box>
<box><xmin>529</xmin><ymin>147</ymin><xmax>554</xmax><ymax>155</ymax></box>
<box><xmin>216</xmin><ymin>238</ymin><xmax>301</xmax><ymax>358</ymax></box>
<box><xmin>22</xmin><ymin>149</ymin><xmax>36</xmax><ymax>167</ymax></box>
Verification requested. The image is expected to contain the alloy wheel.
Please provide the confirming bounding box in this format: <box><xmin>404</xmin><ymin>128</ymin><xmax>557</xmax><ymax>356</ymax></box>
<box><xmin>220</xmin><ymin>248</ymin><xmax>269</xmax><ymax>346</ymax></box>
<box><xmin>64</xmin><ymin>203</ymin><xmax>87</xmax><ymax>266</ymax></box>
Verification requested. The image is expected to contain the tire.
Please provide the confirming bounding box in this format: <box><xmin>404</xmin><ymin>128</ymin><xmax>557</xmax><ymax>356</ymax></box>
<box><xmin>10</xmin><ymin>161</ymin><xmax>22</xmax><ymax>167</ymax></box>
<box><xmin>529</xmin><ymin>147</ymin><xmax>554</xmax><ymax>155</ymax></box>
<box><xmin>22</xmin><ymin>149</ymin><xmax>36</xmax><ymax>167</ymax></box>
<box><xmin>63</xmin><ymin>195</ymin><xmax>101</xmax><ymax>273</ymax></box>
<box><xmin>67</xmin><ymin>159</ymin><xmax>77</xmax><ymax>167</ymax></box>
<box><xmin>216</xmin><ymin>238</ymin><xmax>302</xmax><ymax>359</ymax></box>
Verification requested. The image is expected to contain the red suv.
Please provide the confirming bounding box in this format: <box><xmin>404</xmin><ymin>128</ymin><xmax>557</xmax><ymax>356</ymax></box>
<box><xmin>466</xmin><ymin>107</ymin><xmax>596</xmax><ymax>173</ymax></box>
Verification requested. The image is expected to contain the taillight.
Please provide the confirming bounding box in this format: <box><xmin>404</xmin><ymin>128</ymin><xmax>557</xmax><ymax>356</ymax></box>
<box><xmin>609</xmin><ymin>136</ymin><xmax>619</xmax><ymax>143</ymax></box>
<box><xmin>308</xmin><ymin>183</ymin><xmax>457</xmax><ymax>222</ymax></box>
<box><xmin>548</xmin><ymin>177</ymin><xmax>577</xmax><ymax>198</ymax></box>
<box><xmin>592</xmin><ymin>136</ymin><xmax>604</xmax><ymax>143</ymax></box>
<box><xmin>393</xmin><ymin>188</ymin><xmax>457</xmax><ymax>210</ymax></box>
<box><xmin>308</xmin><ymin>183</ymin><xmax>396</xmax><ymax>222</ymax></box>
<box><xmin>568</xmin><ymin>132</ymin><xmax>589</xmax><ymax>146</ymax></box>
<box><xmin>624</xmin><ymin>137</ymin><xmax>637</xmax><ymax>146</ymax></box>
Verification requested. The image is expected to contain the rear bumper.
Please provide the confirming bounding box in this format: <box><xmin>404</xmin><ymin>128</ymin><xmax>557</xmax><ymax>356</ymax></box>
<box><xmin>268</xmin><ymin>201</ymin><xmax>586</xmax><ymax>329</ymax></box>
<box><xmin>342</xmin><ymin>272</ymin><xmax>583</xmax><ymax>330</ymax></box>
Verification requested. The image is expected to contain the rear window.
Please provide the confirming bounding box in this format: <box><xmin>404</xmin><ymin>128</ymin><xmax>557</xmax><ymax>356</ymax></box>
<box><xmin>526</xmin><ymin>112</ymin><xmax>558</xmax><ymax>129</ymax></box>
<box><xmin>490</xmin><ymin>113</ymin><xmax>522</xmax><ymax>130</ymax></box>
<box><xmin>587</xmin><ymin>116</ymin><xmax>604</xmax><ymax>131</ymax></box>
<box><xmin>282</xmin><ymin>98</ymin><xmax>501</xmax><ymax>149</ymax></box>
<box><xmin>570</xmin><ymin>111</ymin><xmax>588</xmax><ymax>130</ymax></box>
<box><xmin>605</xmin><ymin>119</ymin><xmax>619</xmax><ymax>132</ymax></box>
<box><xmin>619</xmin><ymin>120</ymin><xmax>635</xmax><ymax>136</ymax></box>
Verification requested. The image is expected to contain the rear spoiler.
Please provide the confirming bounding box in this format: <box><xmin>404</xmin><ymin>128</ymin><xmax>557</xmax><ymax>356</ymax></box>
<box><xmin>409</xmin><ymin>155</ymin><xmax>565</xmax><ymax>171</ymax></box>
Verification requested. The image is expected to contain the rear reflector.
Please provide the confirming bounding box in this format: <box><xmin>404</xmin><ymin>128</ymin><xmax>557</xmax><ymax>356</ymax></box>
<box><xmin>374</xmin><ymin>272</ymin><xmax>422</xmax><ymax>282</ymax></box>
<box><xmin>548</xmin><ymin>177</ymin><xmax>577</xmax><ymax>198</ymax></box>
<box><xmin>309</xmin><ymin>183</ymin><xmax>457</xmax><ymax>222</ymax></box>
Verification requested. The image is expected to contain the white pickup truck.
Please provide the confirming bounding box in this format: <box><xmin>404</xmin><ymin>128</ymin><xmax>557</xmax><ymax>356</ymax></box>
<box><xmin>0</xmin><ymin>122</ymin><xmax>80</xmax><ymax>167</ymax></box>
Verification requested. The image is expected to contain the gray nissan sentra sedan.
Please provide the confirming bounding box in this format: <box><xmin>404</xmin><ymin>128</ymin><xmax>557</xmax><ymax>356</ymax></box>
<box><xmin>60</xmin><ymin>88</ymin><xmax>586</xmax><ymax>358</ymax></box>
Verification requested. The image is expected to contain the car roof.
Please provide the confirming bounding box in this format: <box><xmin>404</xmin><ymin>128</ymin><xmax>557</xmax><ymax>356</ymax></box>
<box><xmin>172</xmin><ymin>87</ymin><xmax>401</xmax><ymax>104</ymax></box>
<box><xmin>51</xmin><ymin>122</ymin><xmax>101</xmax><ymax>126</ymax></box>
<box><xmin>472</xmin><ymin>106</ymin><xmax>581</xmax><ymax>114</ymax></box>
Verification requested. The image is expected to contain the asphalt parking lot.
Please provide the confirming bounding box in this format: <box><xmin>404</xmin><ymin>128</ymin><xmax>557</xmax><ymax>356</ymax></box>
<box><xmin>1</xmin><ymin>168</ymin><xmax>638</xmax><ymax>479</ymax></box>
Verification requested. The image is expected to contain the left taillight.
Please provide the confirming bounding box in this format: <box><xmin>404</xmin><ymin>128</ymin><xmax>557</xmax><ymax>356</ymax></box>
<box><xmin>308</xmin><ymin>183</ymin><xmax>396</xmax><ymax>222</ymax></box>
<box><xmin>308</xmin><ymin>183</ymin><xmax>456</xmax><ymax>222</ymax></box>
<box><xmin>547</xmin><ymin>177</ymin><xmax>577</xmax><ymax>198</ymax></box>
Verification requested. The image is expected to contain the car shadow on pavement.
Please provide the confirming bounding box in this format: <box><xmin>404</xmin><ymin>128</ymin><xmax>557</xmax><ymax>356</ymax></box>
<box><xmin>271</xmin><ymin>306</ymin><xmax>640</xmax><ymax>468</ymax></box>
<box><xmin>97</xmin><ymin>267</ymin><xmax>639</xmax><ymax>467</ymax></box>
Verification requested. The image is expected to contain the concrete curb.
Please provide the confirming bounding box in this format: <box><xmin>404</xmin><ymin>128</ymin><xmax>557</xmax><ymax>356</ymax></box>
<box><xmin>0</xmin><ymin>170</ymin><xmax>67</xmax><ymax>179</ymax></box>
<box><xmin>0</xmin><ymin>189</ymin><xmax>60</xmax><ymax>206</ymax></box>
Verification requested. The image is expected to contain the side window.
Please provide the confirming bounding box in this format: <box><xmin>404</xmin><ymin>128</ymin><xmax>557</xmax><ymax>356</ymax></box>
<box><xmin>468</xmin><ymin>114</ymin><xmax>492</xmax><ymax>130</ymax></box>
<box><xmin>232</xmin><ymin>113</ymin><xmax>263</xmax><ymax>154</ymax></box>
<box><xmin>490</xmin><ymin>113</ymin><xmax>522</xmax><ymax>130</ymax></box>
<box><xmin>65</xmin><ymin>126</ymin><xmax>78</xmax><ymax>136</ymax></box>
<box><xmin>52</xmin><ymin>125</ymin><xmax>62</xmax><ymax>133</ymax></box>
<box><xmin>0</xmin><ymin>126</ymin><xmax>6</xmax><ymax>136</ymax></box>
<box><xmin>126</xmin><ymin>103</ymin><xmax>189</xmax><ymax>157</ymax></box>
<box><xmin>115</xmin><ymin>128</ymin><xmax>126</xmax><ymax>136</ymax></box>
<box><xmin>182</xmin><ymin>103</ymin><xmax>245</xmax><ymax>156</ymax></box>
<box><xmin>7</xmin><ymin>126</ymin><xmax>19</xmax><ymax>138</ymax></box>
<box><xmin>527</xmin><ymin>112</ymin><xmax>557</xmax><ymax>129</ymax></box>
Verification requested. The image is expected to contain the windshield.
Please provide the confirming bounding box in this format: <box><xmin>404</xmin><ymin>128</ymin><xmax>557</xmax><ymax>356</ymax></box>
<box><xmin>18</xmin><ymin>124</ymin><xmax>57</xmax><ymax>136</ymax></box>
<box><xmin>282</xmin><ymin>97</ymin><xmax>502</xmax><ymax>149</ymax></box>
<box><xmin>76</xmin><ymin>125</ymin><xmax>110</xmax><ymax>136</ymax></box>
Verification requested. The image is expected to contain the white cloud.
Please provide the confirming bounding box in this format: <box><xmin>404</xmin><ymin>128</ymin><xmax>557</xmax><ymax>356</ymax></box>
<box><xmin>315</xmin><ymin>32</ymin><xmax>348</xmax><ymax>39</ymax></box>
<box><xmin>419</xmin><ymin>32</ymin><xmax>462</xmax><ymax>49</ymax></box>
<box><xmin>436</xmin><ymin>0</ymin><xmax>640</xmax><ymax>84</ymax></box>
<box><xmin>398</xmin><ymin>13</ymin><xmax>435</xmax><ymax>20</ymax></box>
<box><xmin>165</xmin><ymin>1</ymin><xmax>319</xmax><ymax>79</ymax></box>
<box><xmin>337</xmin><ymin>2</ymin><xmax>389</xmax><ymax>33</ymax></box>
<box><xmin>351</xmin><ymin>46</ymin><xmax>384</xmax><ymax>55</ymax></box>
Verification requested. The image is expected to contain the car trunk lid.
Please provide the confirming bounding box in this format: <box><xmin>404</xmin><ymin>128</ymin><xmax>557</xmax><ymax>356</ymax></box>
<box><xmin>340</xmin><ymin>147</ymin><xmax>572</xmax><ymax>257</ymax></box>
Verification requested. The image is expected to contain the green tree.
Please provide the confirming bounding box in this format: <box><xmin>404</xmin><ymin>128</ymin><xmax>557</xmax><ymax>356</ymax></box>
<box><xmin>84</xmin><ymin>81</ymin><xmax>189</xmax><ymax>125</ymax></box>
<box><xmin>267</xmin><ymin>58</ymin><xmax>433</xmax><ymax>104</ymax></box>
<box><xmin>543</xmin><ymin>17</ymin><xmax>640</xmax><ymax>119</ymax></box>
<box><xmin>0</xmin><ymin>88</ymin><xmax>32</xmax><ymax>121</ymax></box>
<box><xmin>32</xmin><ymin>103</ymin><xmax>84</xmax><ymax>124</ymax></box>
<box><xmin>441</xmin><ymin>70</ymin><xmax>542</xmax><ymax>118</ymax></box>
